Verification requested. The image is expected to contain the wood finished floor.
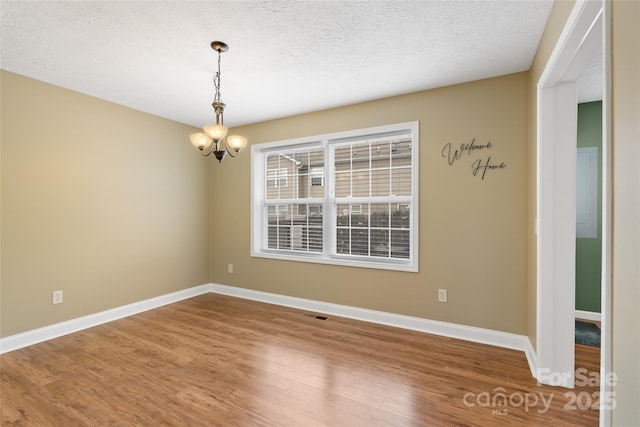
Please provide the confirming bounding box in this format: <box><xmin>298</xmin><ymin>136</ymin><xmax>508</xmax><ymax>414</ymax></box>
<box><xmin>1</xmin><ymin>293</ymin><xmax>600</xmax><ymax>426</ymax></box>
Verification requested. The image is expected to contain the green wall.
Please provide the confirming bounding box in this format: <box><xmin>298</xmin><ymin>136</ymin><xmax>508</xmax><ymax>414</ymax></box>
<box><xmin>575</xmin><ymin>101</ymin><xmax>602</xmax><ymax>313</ymax></box>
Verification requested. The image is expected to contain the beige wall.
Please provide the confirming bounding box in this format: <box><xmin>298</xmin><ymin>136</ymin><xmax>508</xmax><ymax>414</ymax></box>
<box><xmin>211</xmin><ymin>72</ymin><xmax>530</xmax><ymax>334</ymax></box>
<box><xmin>611</xmin><ymin>1</ymin><xmax>640</xmax><ymax>424</ymax></box>
<box><xmin>0</xmin><ymin>71</ymin><xmax>210</xmax><ymax>337</ymax></box>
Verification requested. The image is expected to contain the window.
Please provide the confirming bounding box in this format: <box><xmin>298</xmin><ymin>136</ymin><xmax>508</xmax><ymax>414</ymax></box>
<box><xmin>350</xmin><ymin>204</ymin><xmax>362</xmax><ymax>214</ymax></box>
<box><xmin>310</xmin><ymin>167</ymin><xmax>324</xmax><ymax>186</ymax></box>
<box><xmin>251</xmin><ymin>122</ymin><xmax>418</xmax><ymax>272</ymax></box>
<box><xmin>266</xmin><ymin>168</ymin><xmax>288</xmax><ymax>188</ymax></box>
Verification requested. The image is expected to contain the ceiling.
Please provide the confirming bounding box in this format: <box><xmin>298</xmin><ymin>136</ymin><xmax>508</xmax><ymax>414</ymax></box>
<box><xmin>1</xmin><ymin>1</ymin><xmax>599</xmax><ymax>129</ymax></box>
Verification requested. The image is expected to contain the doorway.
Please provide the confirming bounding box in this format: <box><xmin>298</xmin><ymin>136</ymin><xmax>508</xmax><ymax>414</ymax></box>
<box><xmin>535</xmin><ymin>2</ymin><xmax>611</xmax><ymax>426</ymax></box>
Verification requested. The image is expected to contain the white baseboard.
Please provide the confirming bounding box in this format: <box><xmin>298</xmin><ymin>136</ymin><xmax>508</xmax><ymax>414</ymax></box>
<box><xmin>523</xmin><ymin>338</ymin><xmax>538</xmax><ymax>379</ymax></box>
<box><xmin>0</xmin><ymin>284</ymin><xmax>212</xmax><ymax>354</ymax></box>
<box><xmin>1</xmin><ymin>282</ymin><xmax>538</xmax><ymax>379</ymax></box>
<box><xmin>210</xmin><ymin>283</ymin><xmax>534</xmax><ymax>355</ymax></box>
<box><xmin>575</xmin><ymin>310</ymin><xmax>602</xmax><ymax>322</ymax></box>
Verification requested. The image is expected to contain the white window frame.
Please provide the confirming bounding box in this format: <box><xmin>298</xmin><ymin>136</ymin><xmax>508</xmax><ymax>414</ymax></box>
<box><xmin>251</xmin><ymin>121</ymin><xmax>419</xmax><ymax>272</ymax></box>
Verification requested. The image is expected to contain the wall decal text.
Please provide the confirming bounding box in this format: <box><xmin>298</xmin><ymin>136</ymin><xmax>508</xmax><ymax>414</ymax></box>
<box><xmin>441</xmin><ymin>138</ymin><xmax>506</xmax><ymax>180</ymax></box>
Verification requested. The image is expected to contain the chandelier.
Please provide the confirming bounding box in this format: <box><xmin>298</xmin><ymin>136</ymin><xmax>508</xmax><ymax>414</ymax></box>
<box><xmin>189</xmin><ymin>41</ymin><xmax>248</xmax><ymax>162</ymax></box>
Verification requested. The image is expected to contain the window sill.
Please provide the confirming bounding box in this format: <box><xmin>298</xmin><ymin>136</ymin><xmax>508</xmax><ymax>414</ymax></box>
<box><xmin>250</xmin><ymin>249</ymin><xmax>418</xmax><ymax>272</ymax></box>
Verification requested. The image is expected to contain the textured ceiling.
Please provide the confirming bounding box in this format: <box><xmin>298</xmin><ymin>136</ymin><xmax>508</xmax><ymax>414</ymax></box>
<box><xmin>1</xmin><ymin>1</ymin><xmax>566</xmax><ymax>128</ymax></box>
<box><xmin>577</xmin><ymin>44</ymin><xmax>603</xmax><ymax>104</ymax></box>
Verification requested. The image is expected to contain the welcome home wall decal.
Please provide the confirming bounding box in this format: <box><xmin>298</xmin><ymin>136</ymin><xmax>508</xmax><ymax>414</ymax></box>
<box><xmin>441</xmin><ymin>137</ymin><xmax>506</xmax><ymax>180</ymax></box>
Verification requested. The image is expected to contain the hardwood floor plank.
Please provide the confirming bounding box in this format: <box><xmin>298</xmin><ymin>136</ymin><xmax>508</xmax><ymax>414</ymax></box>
<box><xmin>1</xmin><ymin>293</ymin><xmax>599</xmax><ymax>426</ymax></box>
<box><xmin>174</xmin><ymin>386</ymin><xmax>279</xmax><ymax>427</ymax></box>
<box><xmin>226</xmin><ymin>388</ymin><xmax>331</xmax><ymax>427</ymax></box>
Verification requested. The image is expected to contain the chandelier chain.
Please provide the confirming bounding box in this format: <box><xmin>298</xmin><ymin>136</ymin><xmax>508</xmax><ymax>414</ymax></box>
<box><xmin>213</xmin><ymin>49</ymin><xmax>222</xmax><ymax>105</ymax></box>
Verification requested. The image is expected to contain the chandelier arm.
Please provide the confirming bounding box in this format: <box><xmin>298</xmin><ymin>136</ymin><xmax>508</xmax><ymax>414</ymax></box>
<box><xmin>224</xmin><ymin>140</ymin><xmax>239</xmax><ymax>158</ymax></box>
<box><xmin>199</xmin><ymin>141</ymin><xmax>219</xmax><ymax>157</ymax></box>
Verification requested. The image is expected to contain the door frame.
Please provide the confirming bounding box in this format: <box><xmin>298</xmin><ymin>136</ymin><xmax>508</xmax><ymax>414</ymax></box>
<box><xmin>535</xmin><ymin>3</ymin><xmax>611</xmax><ymax>425</ymax></box>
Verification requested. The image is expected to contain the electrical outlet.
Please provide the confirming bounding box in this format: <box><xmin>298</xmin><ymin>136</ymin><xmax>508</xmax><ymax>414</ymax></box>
<box><xmin>438</xmin><ymin>289</ymin><xmax>448</xmax><ymax>303</ymax></box>
<box><xmin>52</xmin><ymin>290</ymin><xmax>63</xmax><ymax>305</ymax></box>
<box><xmin>227</xmin><ymin>264</ymin><xmax>233</xmax><ymax>274</ymax></box>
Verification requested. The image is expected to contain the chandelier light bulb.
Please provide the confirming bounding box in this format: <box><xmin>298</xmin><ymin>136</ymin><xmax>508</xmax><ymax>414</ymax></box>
<box><xmin>226</xmin><ymin>135</ymin><xmax>248</xmax><ymax>153</ymax></box>
<box><xmin>203</xmin><ymin>124</ymin><xmax>228</xmax><ymax>141</ymax></box>
<box><xmin>190</xmin><ymin>133</ymin><xmax>212</xmax><ymax>150</ymax></box>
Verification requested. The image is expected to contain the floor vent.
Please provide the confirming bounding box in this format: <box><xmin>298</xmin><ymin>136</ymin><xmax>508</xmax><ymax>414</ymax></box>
<box><xmin>302</xmin><ymin>313</ymin><xmax>328</xmax><ymax>320</ymax></box>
